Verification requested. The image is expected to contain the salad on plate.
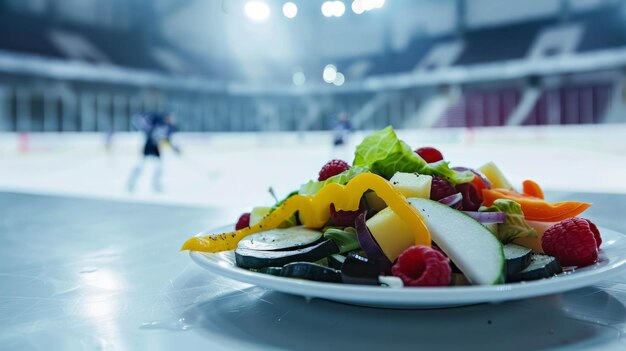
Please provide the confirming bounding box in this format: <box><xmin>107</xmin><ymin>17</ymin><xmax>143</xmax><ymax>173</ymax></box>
<box><xmin>181</xmin><ymin>126</ymin><xmax>601</xmax><ymax>288</ymax></box>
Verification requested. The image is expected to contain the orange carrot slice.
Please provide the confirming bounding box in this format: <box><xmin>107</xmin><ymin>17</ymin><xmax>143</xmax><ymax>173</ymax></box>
<box><xmin>522</xmin><ymin>179</ymin><xmax>544</xmax><ymax>199</ymax></box>
<box><xmin>482</xmin><ymin>188</ymin><xmax>591</xmax><ymax>222</ymax></box>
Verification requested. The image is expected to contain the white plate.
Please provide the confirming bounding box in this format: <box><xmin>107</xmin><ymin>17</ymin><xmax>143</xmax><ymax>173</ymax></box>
<box><xmin>189</xmin><ymin>226</ymin><xmax>626</xmax><ymax>308</ymax></box>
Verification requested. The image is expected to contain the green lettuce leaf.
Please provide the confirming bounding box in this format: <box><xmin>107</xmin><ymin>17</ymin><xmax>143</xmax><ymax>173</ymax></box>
<box><xmin>298</xmin><ymin>166</ymin><xmax>369</xmax><ymax>195</ymax></box>
<box><xmin>323</xmin><ymin>227</ymin><xmax>360</xmax><ymax>254</ymax></box>
<box><xmin>419</xmin><ymin>160</ymin><xmax>474</xmax><ymax>184</ymax></box>
<box><xmin>480</xmin><ymin>199</ymin><xmax>538</xmax><ymax>244</ymax></box>
<box><xmin>352</xmin><ymin>126</ymin><xmax>473</xmax><ymax>184</ymax></box>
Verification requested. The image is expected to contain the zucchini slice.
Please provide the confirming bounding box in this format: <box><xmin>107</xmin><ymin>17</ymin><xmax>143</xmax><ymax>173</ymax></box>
<box><xmin>235</xmin><ymin>239</ymin><xmax>339</xmax><ymax>269</ymax></box>
<box><xmin>341</xmin><ymin>253</ymin><xmax>381</xmax><ymax>286</ymax></box>
<box><xmin>280</xmin><ymin>262</ymin><xmax>342</xmax><ymax>283</ymax></box>
<box><xmin>504</xmin><ymin>243</ymin><xmax>532</xmax><ymax>277</ymax></box>
<box><xmin>255</xmin><ymin>267</ymin><xmax>283</xmax><ymax>276</ymax></box>
<box><xmin>237</xmin><ymin>226</ymin><xmax>323</xmax><ymax>251</ymax></box>
<box><xmin>327</xmin><ymin>254</ymin><xmax>347</xmax><ymax>270</ymax></box>
<box><xmin>507</xmin><ymin>254</ymin><xmax>562</xmax><ymax>282</ymax></box>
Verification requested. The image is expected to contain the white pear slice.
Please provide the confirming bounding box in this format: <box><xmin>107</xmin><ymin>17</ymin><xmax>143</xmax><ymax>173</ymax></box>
<box><xmin>409</xmin><ymin>198</ymin><xmax>505</xmax><ymax>285</ymax></box>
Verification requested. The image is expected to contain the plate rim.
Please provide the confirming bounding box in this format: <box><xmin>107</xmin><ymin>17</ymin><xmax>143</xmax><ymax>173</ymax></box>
<box><xmin>188</xmin><ymin>226</ymin><xmax>626</xmax><ymax>306</ymax></box>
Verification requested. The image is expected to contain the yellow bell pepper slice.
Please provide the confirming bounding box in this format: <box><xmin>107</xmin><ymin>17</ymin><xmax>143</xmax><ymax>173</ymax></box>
<box><xmin>181</xmin><ymin>173</ymin><xmax>430</xmax><ymax>253</ymax></box>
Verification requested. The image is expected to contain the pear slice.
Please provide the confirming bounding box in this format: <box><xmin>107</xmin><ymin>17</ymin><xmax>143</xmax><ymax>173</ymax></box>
<box><xmin>409</xmin><ymin>198</ymin><xmax>505</xmax><ymax>285</ymax></box>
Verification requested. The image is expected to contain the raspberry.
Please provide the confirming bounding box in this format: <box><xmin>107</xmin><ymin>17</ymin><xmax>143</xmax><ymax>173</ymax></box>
<box><xmin>235</xmin><ymin>212</ymin><xmax>251</xmax><ymax>230</ymax></box>
<box><xmin>541</xmin><ymin>218</ymin><xmax>601</xmax><ymax>267</ymax></box>
<box><xmin>318</xmin><ymin>159</ymin><xmax>350</xmax><ymax>181</ymax></box>
<box><xmin>391</xmin><ymin>245</ymin><xmax>451</xmax><ymax>287</ymax></box>
<box><xmin>430</xmin><ymin>176</ymin><xmax>459</xmax><ymax>201</ymax></box>
<box><xmin>586</xmin><ymin>219</ymin><xmax>602</xmax><ymax>248</ymax></box>
<box><xmin>415</xmin><ymin>147</ymin><xmax>444</xmax><ymax>163</ymax></box>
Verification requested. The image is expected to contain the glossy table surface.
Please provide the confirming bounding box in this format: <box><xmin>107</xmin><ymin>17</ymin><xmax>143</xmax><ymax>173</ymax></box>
<box><xmin>1</xmin><ymin>190</ymin><xmax>626</xmax><ymax>351</ymax></box>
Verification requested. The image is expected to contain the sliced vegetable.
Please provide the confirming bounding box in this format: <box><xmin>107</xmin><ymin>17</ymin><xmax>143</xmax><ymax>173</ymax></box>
<box><xmin>256</xmin><ymin>267</ymin><xmax>283</xmax><ymax>276</ymax></box>
<box><xmin>482</xmin><ymin>188</ymin><xmax>591</xmax><ymax>222</ymax></box>
<box><xmin>355</xmin><ymin>212</ymin><xmax>392</xmax><ymax>273</ymax></box>
<box><xmin>341</xmin><ymin>253</ymin><xmax>381</xmax><ymax>286</ymax></box>
<box><xmin>438</xmin><ymin>193</ymin><xmax>463</xmax><ymax>208</ymax></box>
<box><xmin>237</xmin><ymin>226</ymin><xmax>323</xmax><ymax>251</ymax></box>
<box><xmin>461</xmin><ymin>211</ymin><xmax>505</xmax><ymax>224</ymax></box>
<box><xmin>280</xmin><ymin>262</ymin><xmax>342</xmax><ymax>283</ymax></box>
<box><xmin>480</xmin><ymin>199</ymin><xmax>537</xmax><ymax>244</ymax></box>
<box><xmin>234</xmin><ymin>239</ymin><xmax>339</xmax><ymax>269</ymax></box>
<box><xmin>503</xmin><ymin>243</ymin><xmax>532</xmax><ymax>277</ymax></box>
<box><xmin>327</xmin><ymin>254</ymin><xmax>347</xmax><ymax>270</ymax></box>
<box><xmin>181</xmin><ymin>173</ymin><xmax>430</xmax><ymax>253</ymax></box>
<box><xmin>409</xmin><ymin>198</ymin><xmax>506</xmax><ymax>285</ymax></box>
<box><xmin>323</xmin><ymin>227</ymin><xmax>361</xmax><ymax>254</ymax></box>
<box><xmin>507</xmin><ymin>254</ymin><xmax>562</xmax><ymax>282</ymax></box>
<box><xmin>522</xmin><ymin>179</ymin><xmax>544</xmax><ymax>199</ymax></box>
<box><xmin>352</xmin><ymin>126</ymin><xmax>473</xmax><ymax>184</ymax></box>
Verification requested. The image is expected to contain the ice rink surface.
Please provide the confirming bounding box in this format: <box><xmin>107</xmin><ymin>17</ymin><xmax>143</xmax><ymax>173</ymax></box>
<box><xmin>1</xmin><ymin>125</ymin><xmax>625</xmax><ymax>227</ymax></box>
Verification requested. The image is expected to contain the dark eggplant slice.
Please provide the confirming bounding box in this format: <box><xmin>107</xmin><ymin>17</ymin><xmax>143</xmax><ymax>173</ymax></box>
<box><xmin>280</xmin><ymin>262</ymin><xmax>342</xmax><ymax>283</ymax></box>
<box><xmin>507</xmin><ymin>254</ymin><xmax>563</xmax><ymax>283</ymax></box>
<box><xmin>327</xmin><ymin>254</ymin><xmax>347</xmax><ymax>270</ymax></box>
<box><xmin>341</xmin><ymin>253</ymin><xmax>381</xmax><ymax>286</ymax></box>
<box><xmin>235</xmin><ymin>239</ymin><xmax>340</xmax><ymax>269</ymax></box>
<box><xmin>504</xmin><ymin>243</ymin><xmax>532</xmax><ymax>277</ymax></box>
<box><xmin>255</xmin><ymin>267</ymin><xmax>283</xmax><ymax>276</ymax></box>
<box><xmin>237</xmin><ymin>226</ymin><xmax>323</xmax><ymax>251</ymax></box>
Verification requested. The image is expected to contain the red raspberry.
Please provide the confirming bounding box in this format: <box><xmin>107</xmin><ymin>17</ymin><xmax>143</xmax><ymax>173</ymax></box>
<box><xmin>541</xmin><ymin>218</ymin><xmax>601</xmax><ymax>267</ymax></box>
<box><xmin>318</xmin><ymin>159</ymin><xmax>350</xmax><ymax>181</ymax></box>
<box><xmin>391</xmin><ymin>245</ymin><xmax>451</xmax><ymax>287</ymax></box>
<box><xmin>586</xmin><ymin>219</ymin><xmax>602</xmax><ymax>248</ymax></box>
<box><xmin>430</xmin><ymin>176</ymin><xmax>459</xmax><ymax>201</ymax></box>
<box><xmin>415</xmin><ymin>147</ymin><xmax>444</xmax><ymax>163</ymax></box>
<box><xmin>235</xmin><ymin>212</ymin><xmax>251</xmax><ymax>230</ymax></box>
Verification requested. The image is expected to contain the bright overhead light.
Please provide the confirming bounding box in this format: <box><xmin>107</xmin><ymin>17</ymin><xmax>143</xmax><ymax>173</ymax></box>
<box><xmin>292</xmin><ymin>71</ymin><xmax>306</xmax><ymax>86</ymax></box>
<box><xmin>333</xmin><ymin>72</ymin><xmax>345</xmax><ymax>86</ymax></box>
<box><xmin>245</xmin><ymin>1</ymin><xmax>270</xmax><ymax>22</ymax></box>
<box><xmin>351</xmin><ymin>0</ymin><xmax>364</xmax><ymax>14</ymax></box>
<box><xmin>333</xmin><ymin>1</ymin><xmax>346</xmax><ymax>17</ymax></box>
<box><xmin>282</xmin><ymin>2</ymin><xmax>298</xmax><ymax>19</ymax></box>
<box><xmin>323</xmin><ymin>64</ymin><xmax>337</xmax><ymax>83</ymax></box>
<box><xmin>321</xmin><ymin>1</ymin><xmax>334</xmax><ymax>17</ymax></box>
<box><xmin>362</xmin><ymin>0</ymin><xmax>375</xmax><ymax>11</ymax></box>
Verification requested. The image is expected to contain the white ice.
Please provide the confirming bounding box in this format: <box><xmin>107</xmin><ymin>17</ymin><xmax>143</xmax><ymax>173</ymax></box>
<box><xmin>1</xmin><ymin>125</ymin><xmax>625</xmax><ymax>227</ymax></box>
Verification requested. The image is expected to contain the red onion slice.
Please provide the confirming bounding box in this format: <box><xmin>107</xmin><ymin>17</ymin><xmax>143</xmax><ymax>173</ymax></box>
<box><xmin>438</xmin><ymin>193</ymin><xmax>463</xmax><ymax>208</ymax></box>
<box><xmin>355</xmin><ymin>212</ymin><xmax>392</xmax><ymax>273</ymax></box>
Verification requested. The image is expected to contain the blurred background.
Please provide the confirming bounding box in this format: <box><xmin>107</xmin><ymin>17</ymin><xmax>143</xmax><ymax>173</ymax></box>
<box><xmin>1</xmin><ymin>0</ymin><xmax>625</xmax><ymax>218</ymax></box>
